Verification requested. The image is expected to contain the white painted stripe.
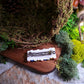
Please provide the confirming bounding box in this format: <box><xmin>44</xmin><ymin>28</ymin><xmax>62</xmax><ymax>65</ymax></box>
<box><xmin>27</xmin><ymin>47</ymin><xmax>56</xmax><ymax>62</ymax></box>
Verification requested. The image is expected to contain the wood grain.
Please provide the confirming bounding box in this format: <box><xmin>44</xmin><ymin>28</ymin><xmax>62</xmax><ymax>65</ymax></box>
<box><xmin>0</xmin><ymin>43</ymin><xmax>61</xmax><ymax>73</ymax></box>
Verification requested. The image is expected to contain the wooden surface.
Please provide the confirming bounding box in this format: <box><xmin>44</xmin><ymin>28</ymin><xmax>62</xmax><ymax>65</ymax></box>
<box><xmin>0</xmin><ymin>43</ymin><xmax>61</xmax><ymax>73</ymax></box>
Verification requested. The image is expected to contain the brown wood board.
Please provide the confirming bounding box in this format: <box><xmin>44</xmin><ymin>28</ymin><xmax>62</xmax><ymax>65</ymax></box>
<box><xmin>0</xmin><ymin>43</ymin><xmax>61</xmax><ymax>73</ymax></box>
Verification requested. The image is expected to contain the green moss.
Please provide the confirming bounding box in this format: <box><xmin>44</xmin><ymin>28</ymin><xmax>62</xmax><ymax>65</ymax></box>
<box><xmin>55</xmin><ymin>31</ymin><xmax>78</xmax><ymax>81</ymax></box>
<box><xmin>58</xmin><ymin>58</ymin><xmax>78</xmax><ymax>81</ymax></box>
<box><xmin>71</xmin><ymin>40</ymin><xmax>84</xmax><ymax>64</ymax></box>
<box><xmin>55</xmin><ymin>30</ymin><xmax>73</xmax><ymax>57</ymax></box>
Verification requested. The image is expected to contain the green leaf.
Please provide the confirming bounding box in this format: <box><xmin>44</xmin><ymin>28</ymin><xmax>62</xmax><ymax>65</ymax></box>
<box><xmin>0</xmin><ymin>42</ymin><xmax>8</xmax><ymax>51</ymax></box>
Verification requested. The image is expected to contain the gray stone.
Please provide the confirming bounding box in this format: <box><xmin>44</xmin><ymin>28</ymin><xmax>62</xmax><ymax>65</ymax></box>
<box><xmin>0</xmin><ymin>60</ymin><xmax>15</xmax><ymax>75</ymax></box>
<box><xmin>0</xmin><ymin>61</ymin><xmax>84</xmax><ymax>84</ymax></box>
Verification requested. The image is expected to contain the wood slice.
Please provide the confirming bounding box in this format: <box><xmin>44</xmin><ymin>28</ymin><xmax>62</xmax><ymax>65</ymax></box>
<box><xmin>0</xmin><ymin>43</ymin><xmax>61</xmax><ymax>73</ymax></box>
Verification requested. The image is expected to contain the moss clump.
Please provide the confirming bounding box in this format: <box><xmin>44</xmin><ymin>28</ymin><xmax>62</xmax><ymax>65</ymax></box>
<box><xmin>71</xmin><ymin>40</ymin><xmax>84</xmax><ymax>64</ymax></box>
<box><xmin>58</xmin><ymin>58</ymin><xmax>78</xmax><ymax>81</ymax></box>
<box><xmin>55</xmin><ymin>30</ymin><xmax>73</xmax><ymax>58</ymax></box>
<box><xmin>55</xmin><ymin>30</ymin><xmax>78</xmax><ymax>81</ymax></box>
<box><xmin>0</xmin><ymin>0</ymin><xmax>73</xmax><ymax>48</ymax></box>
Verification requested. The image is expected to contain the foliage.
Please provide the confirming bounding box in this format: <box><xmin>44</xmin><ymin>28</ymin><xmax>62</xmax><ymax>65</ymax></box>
<box><xmin>71</xmin><ymin>40</ymin><xmax>84</xmax><ymax>64</ymax></box>
<box><xmin>0</xmin><ymin>37</ymin><xmax>15</xmax><ymax>63</ymax></box>
<box><xmin>55</xmin><ymin>30</ymin><xmax>73</xmax><ymax>58</ymax></box>
<box><xmin>0</xmin><ymin>42</ymin><xmax>8</xmax><ymax>51</ymax></box>
<box><xmin>61</xmin><ymin>13</ymin><xmax>80</xmax><ymax>40</ymax></box>
<box><xmin>0</xmin><ymin>41</ymin><xmax>8</xmax><ymax>63</ymax></box>
<box><xmin>58</xmin><ymin>58</ymin><xmax>78</xmax><ymax>81</ymax></box>
<box><xmin>62</xmin><ymin>13</ymin><xmax>78</xmax><ymax>29</ymax></box>
<box><xmin>81</xmin><ymin>26</ymin><xmax>84</xmax><ymax>33</ymax></box>
<box><xmin>0</xmin><ymin>35</ymin><xmax>15</xmax><ymax>48</ymax></box>
<box><xmin>0</xmin><ymin>55</ymin><xmax>7</xmax><ymax>64</ymax></box>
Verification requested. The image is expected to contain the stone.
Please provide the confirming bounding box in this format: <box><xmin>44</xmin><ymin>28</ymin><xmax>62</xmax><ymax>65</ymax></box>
<box><xmin>0</xmin><ymin>63</ymin><xmax>84</xmax><ymax>84</ymax></box>
<box><xmin>0</xmin><ymin>60</ymin><xmax>15</xmax><ymax>75</ymax></box>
